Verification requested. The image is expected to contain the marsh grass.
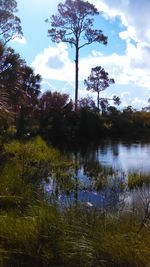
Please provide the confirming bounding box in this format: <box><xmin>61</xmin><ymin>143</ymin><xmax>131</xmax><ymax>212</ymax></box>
<box><xmin>128</xmin><ymin>172</ymin><xmax>150</xmax><ymax>189</ymax></box>
<box><xmin>0</xmin><ymin>202</ymin><xmax>150</xmax><ymax>266</ymax></box>
<box><xmin>0</xmin><ymin>138</ymin><xmax>150</xmax><ymax>266</ymax></box>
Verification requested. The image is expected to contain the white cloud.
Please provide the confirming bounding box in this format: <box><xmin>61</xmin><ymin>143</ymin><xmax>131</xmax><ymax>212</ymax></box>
<box><xmin>12</xmin><ymin>36</ymin><xmax>27</xmax><ymax>44</ymax></box>
<box><xmin>89</xmin><ymin>0</ymin><xmax>128</xmax><ymax>25</ymax></box>
<box><xmin>31</xmin><ymin>0</ymin><xmax>150</xmax><ymax>108</ymax></box>
<box><xmin>132</xmin><ymin>97</ymin><xmax>147</xmax><ymax>107</ymax></box>
<box><xmin>90</xmin><ymin>0</ymin><xmax>150</xmax><ymax>41</ymax></box>
<box><xmin>32</xmin><ymin>0</ymin><xmax>150</xmax><ymax>90</ymax></box>
<box><xmin>89</xmin><ymin>0</ymin><xmax>150</xmax><ymax>90</ymax></box>
<box><xmin>89</xmin><ymin>0</ymin><xmax>150</xmax><ymax>84</ymax></box>
<box><xmin>31</xmin><ymin>43</ymin><xmax>74</xmax><ymax>82</ymax></box>
<box><xmin>121</xmin><ymin>91</ymin><xmax>130</xmax><ymax>98</ymax></box>
<box><xmin>32</xmin><ymin>41</ymin><xmax>150</xmax><ymax>92</ymax></box>
<box><xmin>119</xmin><ymin>26</ymin><xmax>137</xmax><ymax>42</ymax></box>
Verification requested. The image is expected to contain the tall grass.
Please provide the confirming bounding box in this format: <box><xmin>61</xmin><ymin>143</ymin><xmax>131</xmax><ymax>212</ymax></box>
<box><xmin>0</xmin><ymin>204</ymin><xmax>150</xmax><ymax>267</ymax></box>
<box><xmin>128</xmin><ymin>172</ymin><xmax>150</xmax><ymax>189</ymax></box>
<box><xmin>0</xmin><ymin>138</ymin><xmax>150</xmax><ymax>266</ymax></box>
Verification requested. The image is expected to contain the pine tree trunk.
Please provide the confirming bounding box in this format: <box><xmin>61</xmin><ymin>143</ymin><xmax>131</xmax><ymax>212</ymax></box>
<box><xmin>97</xmin><ymin>91</ymin><xmax>100</xmax><ymax>112</ymax></box>
<box><xmin>75</xmin><ymin>42</ymin><xmax>79</xmax><ymax>111</ymax></box>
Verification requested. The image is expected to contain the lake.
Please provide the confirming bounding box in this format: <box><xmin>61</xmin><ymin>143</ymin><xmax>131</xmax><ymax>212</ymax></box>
<box><xmin>47</xmin><ymin>139</ymin><xmax>150</xmax><ymax>215</ymax></box>
<box><xmin>77</xmin><ymin>139</ymin><xmax>150</xmax><ymax>173</ymax></box>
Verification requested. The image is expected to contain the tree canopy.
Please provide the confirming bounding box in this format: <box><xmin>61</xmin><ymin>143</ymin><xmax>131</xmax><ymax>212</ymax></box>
<box><xmin>46</xmin><ymin>0</ymin><xmax>107</xmax><ymax>110</ymax></box>
<box><xmin>0</xmin><ymin>0</ymin><xmax>22</xmax><ymax>44</ymax></box>
<box><xmin>84</xmin><ymin>66</ymin><xmax>115</xmax><ymax>112</ymax></box>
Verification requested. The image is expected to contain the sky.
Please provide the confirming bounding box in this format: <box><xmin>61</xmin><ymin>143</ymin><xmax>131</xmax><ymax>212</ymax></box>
<box><xmin>10</xmin><ymin>0</ymin><xmax>150</xmax><ymax>109</ymax></box>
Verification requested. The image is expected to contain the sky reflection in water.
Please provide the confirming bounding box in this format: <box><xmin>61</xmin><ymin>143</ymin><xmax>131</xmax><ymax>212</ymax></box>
<box><xmin>48</xmin><ymin>140</ymin><xmax>150</xmax><ymax>210</ymax></box>
<box><xmin>95</xmin><ymin>141</ymin><xmax>150</xmax><ymax>173</ymax></box>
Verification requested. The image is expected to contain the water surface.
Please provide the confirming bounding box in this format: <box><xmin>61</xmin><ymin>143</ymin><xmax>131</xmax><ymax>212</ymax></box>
<box><xmin>48</xmin><ymin>139</ymin><xmax>150</xmax><ymax>212</ymax></box>
<box><xmin>79</xmin><ymin>139</ymin><xmax>150</xmax><ymax>173</ymax></box>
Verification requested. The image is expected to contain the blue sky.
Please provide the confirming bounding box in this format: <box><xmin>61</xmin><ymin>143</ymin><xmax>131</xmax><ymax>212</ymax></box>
<box><xmin>10</xmin><ymin>0</ymin><xmax>150</xmax><ymax>109</ymax></box>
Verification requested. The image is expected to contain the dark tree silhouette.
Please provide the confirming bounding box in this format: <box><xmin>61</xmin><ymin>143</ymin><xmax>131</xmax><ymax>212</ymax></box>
<box><xmin>78</xmin><ymin>96</ymin><xmax>96</xmax><ymax>111</ymax></box>
<box><xmin>0</xmin><ymin>0</ymin><xmax>22</xmax><ymax>44</ymax></box>
<box><xmin>99</xmin><ymin>96</ymin><xmax>120</xmax><ymax>115</ymax></box>
<box><xmin>84</xmin><ymin>66</ymin><xmax>115</xmax><ymax>112</ymax></box>
<box><xmin>0</xmin><ymin>43</ymin><xmax>41</xmax><ymax>135</ymax></box>
<box><xmin>46</xmin><ymin>0</ymin><xmax>107</xmax><ymax>111</ymax></box>
<box><xmin>40</xmin><ymin>91</ymin><xmax>69</xmax><ymax>111</ymax></box>
<box><xmin>16</xmin><ymin>66</ymin><xmax>41</xmax><ymax>137</ymax></box>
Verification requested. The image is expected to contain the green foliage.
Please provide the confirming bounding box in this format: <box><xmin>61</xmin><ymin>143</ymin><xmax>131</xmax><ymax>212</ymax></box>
<box><xmin>0</xmin><ymin>137</ymin><xmax>150</xmax><ymax>266</ymax></box>
<box><xmin>76</xmin><ymin>108</ymin><xmax>103</xmax><ymax>140</ymax></box>
<box><xmin>1</xmin><ymin>203</ymin><xmax>150</xmax><ymax>267</ymax></box>
<box><xmin>0</xmin><ymin>0</ymin><xmax>23</xmax><ymax>44</ymax></box>
<box><xmin>39</xmin><ymin>91</ymin><xmax>72</xmax><ymax>142</ymax></box>
<box><xmin>84</xmin><ymin>66</ymin><xmax>115</xmax><ymax>112</ymax></box>
<box><xmin>0</xmin><ymin>212</ymin><xmax>39</xmax><ymax>266</ymax></box>
<box><xmin>0</xmin><ymin>137</ymin><xmax>75</xmax><ymax>209</ymax></box>
<box><xmin>0</xmin><ymin>42</ymin><xmax>41</xmax><ymax>138</ymax></box>
<box><xmin>3</xmin><ymin>137</ymin><xmax>75</xmax><ymax>191</ymax></box>
<box><xmin>0</xmin><ymin>112</ymin><xmax>14</xmax><ymax>138</ymax></box>
<box><xmin>128</xmin><ymin>172</ymin><xmax>150</xmax><ymax>189</ymax></box>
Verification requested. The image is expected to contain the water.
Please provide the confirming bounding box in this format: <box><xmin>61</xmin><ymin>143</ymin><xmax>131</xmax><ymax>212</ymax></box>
<box><xmin>78</xmin><ymin>139</ymin><xmax>150</xmax><ymax>173</ymax></box>
<box><xmin>47</xmin><ymin>139</ymin><xmax>150</xmax><ymax>214</ymax></box>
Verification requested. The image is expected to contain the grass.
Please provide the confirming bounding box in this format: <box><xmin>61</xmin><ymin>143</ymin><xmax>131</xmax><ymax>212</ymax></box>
<box><xmin>128</xmin><ymin>172</ymin><xmax>150</xmax><ymax>189</ymax></box>
<box><xmin>0</xmin><ymin>137</ymin><xmax>150</xmax><ymax>266</ymax></box>
<box><xmin>1</xmin><ymin>204</ymin><xmax>150</xmax><ymax>267</ymax></box>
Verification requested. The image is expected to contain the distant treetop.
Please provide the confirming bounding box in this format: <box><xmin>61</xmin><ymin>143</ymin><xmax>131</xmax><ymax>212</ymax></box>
<box><xmin>0</xmin><ymin>0</ymin><xmax>23</xmax><ymax>44</ymax></box>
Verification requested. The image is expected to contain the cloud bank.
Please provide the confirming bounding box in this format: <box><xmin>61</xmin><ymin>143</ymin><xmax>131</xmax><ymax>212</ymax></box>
<box><xmin>31</xmin><ymin>0</ymin><xmax>150</xmax><ymax>108</ymax></box>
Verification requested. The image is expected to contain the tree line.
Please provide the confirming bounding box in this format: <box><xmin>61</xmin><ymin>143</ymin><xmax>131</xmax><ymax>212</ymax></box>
<box><xmin>0</xmin><ymin>2</ymin><xmax>150</xmax><ymax>267</ymax></box>
<box><xmin>0</xmin><ymin>0</ymin><xmax>150</xmax><ymax>146</ymax></box>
